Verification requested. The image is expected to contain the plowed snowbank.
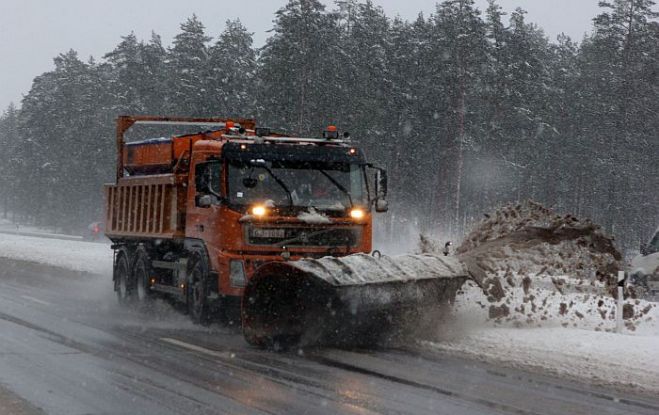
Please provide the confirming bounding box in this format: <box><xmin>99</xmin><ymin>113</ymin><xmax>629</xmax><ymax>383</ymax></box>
<box><xmin>421</xmin><ymin>201</ymin><xmax>658</xmax><ymax>394</ymax></box>
<box><xmin>0</xmin><ymin>233</ymin><xmax>111</xmax><ymax>275</ymax></box>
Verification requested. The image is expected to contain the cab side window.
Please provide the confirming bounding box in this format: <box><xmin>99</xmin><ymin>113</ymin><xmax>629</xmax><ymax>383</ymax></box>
<box><xmin>195</xmin><ymin>161</ymin><xmax>222</xmax><ymax>195</ymax></box>
<box><xmin>195</xmin><ymin>162</ymin><xmax>223</xmax><ymax>208</ymax></box>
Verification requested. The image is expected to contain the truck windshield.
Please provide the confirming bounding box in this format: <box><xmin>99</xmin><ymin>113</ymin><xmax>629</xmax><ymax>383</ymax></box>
<box><xmin>227</xmin><ymin>159</ymin><xmax>367</xmax><ymax>210</ymax></box>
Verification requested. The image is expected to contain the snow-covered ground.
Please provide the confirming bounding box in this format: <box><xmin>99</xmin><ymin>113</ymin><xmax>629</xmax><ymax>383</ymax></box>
<box><xmin>0</xmin><ymin>231</ymin><xmax>657</xmax><ymax>394</ymax></box>
<box><xmin>0</xmin><ymin>218</ymin><xmax>84</xmax><ymax>241</ymax></box>
<box><xmin>0</xmin><ymin>233</ymin><xmax>111</xmax><ymax>275</ymax></box>
<box><xmin>426</xmin><ymin>280</ymin><xmax>659</xmax><ymax>395</ymax></box>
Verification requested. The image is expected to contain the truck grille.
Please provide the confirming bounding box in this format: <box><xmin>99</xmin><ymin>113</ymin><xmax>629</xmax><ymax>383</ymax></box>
<box><xmin>246</xmin><ymin>226</ymin><xmax>361</xmax><ymax>247</ymax></box>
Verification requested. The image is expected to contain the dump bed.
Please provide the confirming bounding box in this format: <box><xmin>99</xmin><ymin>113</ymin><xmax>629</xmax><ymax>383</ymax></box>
<box><xmin>104</xmin><ymin>174</ymin><xmax>185</xmax><ymax>239</ymax></box>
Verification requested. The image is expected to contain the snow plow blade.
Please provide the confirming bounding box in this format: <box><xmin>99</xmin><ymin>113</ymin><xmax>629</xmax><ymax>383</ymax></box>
<box><xmin>241</xmin><ymin>253</ymin><xmax>470</xmax><ymax>347</ymax></box>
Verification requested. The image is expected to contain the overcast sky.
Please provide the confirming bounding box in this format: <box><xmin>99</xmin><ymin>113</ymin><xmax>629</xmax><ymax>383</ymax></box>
<box><xmin>0</xmin><ymin>0</ymin><xmax>603</xmax><ymax>111</ymax></box>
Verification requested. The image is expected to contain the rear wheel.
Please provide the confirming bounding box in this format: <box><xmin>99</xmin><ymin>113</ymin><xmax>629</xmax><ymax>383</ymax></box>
<box><xmin>115</xmin><ymin>253</ymin><xmax>134</xmax><ymax>305</ymax></box>
<box><xmin>242</xmin><ymin>330</ymin><xmax>266</xmax><ymax>348</ymax></box>
<box><xmin>133</xmin><ymin>249</ymin><xmax>153</xmax><ymax>305</ymax></box>
<box><xmin>187</xmin><ymin>254</ymin><xmax>210</xmax><ymax>325</ymax></box>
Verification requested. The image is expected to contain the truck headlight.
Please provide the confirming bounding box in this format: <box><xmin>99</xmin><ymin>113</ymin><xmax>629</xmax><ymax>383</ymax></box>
<box><xmin>350</xmin><ymin>208</ymin><xmax>365</xmax><ymax>220</ymax></box>
<box><xmin>251</xmin><ymin>205</ymin><xmax>267</xmax><ymax>217</ymax></box>
<box><xmin>230</xmin><ymin>260</ymin><xmax>246</xmax><ymax>287</ymax></box>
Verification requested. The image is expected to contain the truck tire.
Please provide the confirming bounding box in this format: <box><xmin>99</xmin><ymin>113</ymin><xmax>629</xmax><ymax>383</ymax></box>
<box><xmin>115</xmin><ymin>252</ymin><xmax>134</xmax><ymax>305</ymax></box>
<box><xmin>133</xmin><ymin>248</ymin><xmax>153</xmax><ymax>305</ymax></box>
<box><xmin>187</xmin><ymin>252</ymin><xmax>210</xmax><ymax>325</ymax></box>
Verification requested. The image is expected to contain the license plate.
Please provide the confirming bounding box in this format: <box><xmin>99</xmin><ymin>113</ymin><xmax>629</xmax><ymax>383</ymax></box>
<box><xmin>251</xmin><ymin>228</ymin><xmax>287</xmax><ymax>239</ymax></box>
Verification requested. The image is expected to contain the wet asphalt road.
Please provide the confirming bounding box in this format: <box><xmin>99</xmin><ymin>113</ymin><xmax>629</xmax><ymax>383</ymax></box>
<box><xmin>0</xmin><ymin>258</ymin><xmax>658</xmax><ymax>415</ymax></box>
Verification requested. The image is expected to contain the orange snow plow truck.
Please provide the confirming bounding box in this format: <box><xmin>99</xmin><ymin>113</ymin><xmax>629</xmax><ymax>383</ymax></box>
<box><xmin>105</xmin><ymin>115</ymin><xmax>469</xmax><ymax>347</ymax></box>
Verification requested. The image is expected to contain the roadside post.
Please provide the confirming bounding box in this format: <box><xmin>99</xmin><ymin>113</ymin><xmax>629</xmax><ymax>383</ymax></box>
<box><xmin>616</xmin><ymin>270</ymin><xmax>625</xmax><ymax>333</ymax></box>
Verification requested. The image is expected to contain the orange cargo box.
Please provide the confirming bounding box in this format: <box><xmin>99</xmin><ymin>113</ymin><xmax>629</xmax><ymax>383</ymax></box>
<box><xmin>123</xmin><ymin>137</ymin><xmax>184</xmax><ymax>175</ymax></box>
<box><xmin>123</xmin><ymin>131</ymin><xmax>225</xmax><ymax>175</ymax></box>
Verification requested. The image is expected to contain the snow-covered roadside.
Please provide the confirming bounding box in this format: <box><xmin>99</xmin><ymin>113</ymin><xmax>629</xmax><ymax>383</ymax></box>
<box><xmin>0</xmin><ymin>233</ymin><xmax>112</xmax><ymax>275</ymax></box>
<box><xmin>426</xmin><ymin>326</ymin><xmax>659</xmax><ymax>394</ymax></box>
<box><xmin>425</xmin><ymin>281</ymin><xmax>659</xmax><ymax>395</ymax></box>
<box><xmin>0</xmin><ymin>218</ymin><xmax>84</xmax><ymax>241</ymax></box>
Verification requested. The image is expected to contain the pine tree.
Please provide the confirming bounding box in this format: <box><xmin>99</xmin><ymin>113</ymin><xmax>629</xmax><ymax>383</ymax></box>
<box><xmin>103</xmin><ymin>31</ymin><xmax>169</xmax><ymax>115</ymax></box>
<box><xmin>339</xmin><ymin>1</ymin><xmax>391</xmax><ymax>155</ymax></box>
<box><xmin>141</xmin><ymin>32</ymin><xmax>169</xmax><ymax>114</ymax></box>
<box><xmin>482</xmin><ymin>0</ymin><xmax>508</xmax><ymax>138</ymax></box>
<box><xmin>429</xmin><ymin>0</ymin><xmax>488</xmax><ymax>232</ymax></box>
<box><xmin>581</xmin><ymin>0</ymin><xmax>659</xmax><ymax>243</ymax></box>
<box><xmin>207</xmin><ymin>19</ymin><xmax>258</xmax><ymax>117</ymax></box>
<box><xmin>17</xmin><ymin>50</ymin><xmax>112</xmax><ymax>229</ymax></box>
<box><xmin>545</xmin><ymin>34</ymin><xmax>586</xmax><ymax>213</ymax></box>
<box><xmin>104</xmin><ymin>32</ymin><xmax>144</xmax><ymax>113</ymax></box>
<box><xmin>258</xmin><ymin>0</ymin><xmax>338</xmax><ymax>134</ymax></box>
<box><xmin>167</xmin><ymin>15</ymin><xmax>212</xmax><ymax>116</ymax></box>
<box><xmin>0</xmin><ymin>104</ymin><xmax>20</xmax><ymax>219</ymax></box>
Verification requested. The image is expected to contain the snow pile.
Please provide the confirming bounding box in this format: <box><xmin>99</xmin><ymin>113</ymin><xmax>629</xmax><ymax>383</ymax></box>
<box><xmin>297</xmin><ymin>208</ymin><xmax>331</xmax><ymax>224</ymax></box>
<box><xmin>456</xmin><ymin>200</ymin><xmax>622</xmax><ymax>280</ymax></box>
<box><xmin>418</xmin><ymin>234</ymin><xmax>447</xmax><ymax>256</ymax></box>
<box><xmin>419</xmin><ymin>201</ymin><xmax>659</xmax><ymax>393</ymax></box>
<box><xmin>420</xmin><ymin>201</ymin><xmax>630</xmax><ymax>322</ymax></box>
<box><xmin>0</xmin><ymin>233</ymin><xmax>111</xmax><ymax>275</ymax></box>
<box><xmin>452</xmin><ymin>278</ymin><xmax>657</xmax><ymax>332</ymax></box>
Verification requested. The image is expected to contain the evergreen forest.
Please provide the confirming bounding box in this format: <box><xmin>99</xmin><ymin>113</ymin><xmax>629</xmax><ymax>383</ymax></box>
<box><xmin>0</xmin><ymin>0</ymin><xmax>657</xmax><ymax>252</ymax></box>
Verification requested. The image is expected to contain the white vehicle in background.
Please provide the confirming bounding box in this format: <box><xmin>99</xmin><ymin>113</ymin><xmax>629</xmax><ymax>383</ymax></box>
<box><xmin>630</xmin><ymin>227</ymin><xmax>659</xmax><ymax>299</ymax></box>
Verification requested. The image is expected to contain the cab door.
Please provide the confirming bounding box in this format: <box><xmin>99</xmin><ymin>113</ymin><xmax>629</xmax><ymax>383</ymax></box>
<box><xmin>186</xmin><ymin>157</ymin><xmax>224</xmax><ymax>245</ymax></box>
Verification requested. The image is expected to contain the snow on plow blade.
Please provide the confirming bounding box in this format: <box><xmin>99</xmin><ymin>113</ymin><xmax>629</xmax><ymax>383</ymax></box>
<box><xmin>241</xmin><ymin>253</ymin><xmax>470</xmax><ymax>347</ymax></box>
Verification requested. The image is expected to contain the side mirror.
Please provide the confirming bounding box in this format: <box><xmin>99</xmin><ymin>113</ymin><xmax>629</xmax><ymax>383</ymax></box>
<box><xmin>197</xmin><ymin>194</ymin><xmax>213</xmax><ymax>208</ymax></box>
<box><xmin>374</xmin><ymin>168</ymin><xmax>388</xmax><ymax>212</ymax></box>
<box><xmin>375</xmin><ymin>169</ymin><xmax>388</xmax><ymax>200</ymax></box>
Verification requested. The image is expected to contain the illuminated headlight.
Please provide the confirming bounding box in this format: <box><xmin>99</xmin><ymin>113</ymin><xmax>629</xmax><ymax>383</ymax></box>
<box><xmin>350</xmin><ymin>208</ymin><xmax>365</xmax><ymax>220</ymax></box>
<box><xmin>230</xmin><ymin>260</ymin><xmax>246</xmax><ymax>287</ymax></box>
<box><xmin>251</xmin><ymin>205</ymin><xmax>267</xmax><ymax>217</ymax></box>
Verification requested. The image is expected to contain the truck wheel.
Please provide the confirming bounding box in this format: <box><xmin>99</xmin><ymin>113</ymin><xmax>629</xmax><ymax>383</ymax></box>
<box><xmin>115</xmin><ymin>253</ymin><xmax>134</xmax><ymax>305</ymax></box>
<box><xmin>242</xmin><ymin>330</ymin><xmax>266</xmax><ymax>348</ymax></box>
<box><xmin>133</xmin><ymin>249</ymin><xmax>153</xmax><ymax>305</ymax></box>
<box><xmin>187</xmin><ymin>253</ymin><xmax>210</xmax><ymax>325</ymax></box>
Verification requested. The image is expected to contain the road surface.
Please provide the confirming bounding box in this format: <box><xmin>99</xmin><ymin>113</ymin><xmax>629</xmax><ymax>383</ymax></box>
<box><xmin>0</xmin><ymin>258</ymin><xmax>657</xmax><ymax>415</ymax></box>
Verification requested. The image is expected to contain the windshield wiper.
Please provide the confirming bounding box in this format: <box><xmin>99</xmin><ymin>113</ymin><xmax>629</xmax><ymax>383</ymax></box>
<box><xmin>318</xmin><ymin>169</ymin><xmax>353</xmax><ymax>208</ymax></box>
<box><xmin>248</xmin><ymin>161</ymin><xmax>294</xmax><ymax>208</ymax></box>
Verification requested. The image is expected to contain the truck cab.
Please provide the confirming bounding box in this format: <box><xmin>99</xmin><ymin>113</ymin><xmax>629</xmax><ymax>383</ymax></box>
<box><xmin>186</xmin><ymin>137</ymin><xmax>386</xmax><ymax>293</ymax></box>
